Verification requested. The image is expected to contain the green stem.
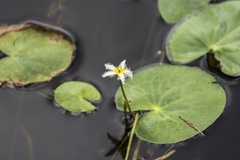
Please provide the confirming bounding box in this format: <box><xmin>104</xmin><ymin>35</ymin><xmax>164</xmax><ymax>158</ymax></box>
<box><xmin>123</xmin><ymin>101</ymin><xmax>128</xmax><ymax>121</ymax></box>
<box><xmin>125</xmin><ymin>113</ymin><xmax>139</xmax><ymax>160</ymax></box>
<box><xmin>119</xmin><ymin>80</ymin><xmax>128</xmax><ymax>100</ymax></box>
<box><xmin>119</xmin><ymin>80</ymin><xmax>135</xmax><ymax>117</ymax></box>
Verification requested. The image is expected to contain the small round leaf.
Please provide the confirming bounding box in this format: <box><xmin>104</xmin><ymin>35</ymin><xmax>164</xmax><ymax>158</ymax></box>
<box><xmin>115</xmin><ymin>65</ymin><xmax>226</xmax><ymax>144</ymax></box>
<box><xmin>54</xmin><ymin>81</ymin><xmax>101</xmax><ymax>114</ymax></box>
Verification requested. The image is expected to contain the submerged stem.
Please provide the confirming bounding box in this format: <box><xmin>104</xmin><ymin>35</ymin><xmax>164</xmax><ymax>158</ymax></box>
<box><xmin>131</xmin><ymin>140</ymin><xmax>141</xmax><ymax>160</ymax></box>
<box><xmin>125</xmin><ymin>113</ymin><xmax>139</xmax><ymax>160</ymax></box>
<box><xmin>111</xmin><ymin>133</ymin><xmax>130</xmax><ymax>160</ymax></box>
<box><xmin>33</xmin><ymin>90</ymin><xmax>53</xmax><ymax>99</ymax></box>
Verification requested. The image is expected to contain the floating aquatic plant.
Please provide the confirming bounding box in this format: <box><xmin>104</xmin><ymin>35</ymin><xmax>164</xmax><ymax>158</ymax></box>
<box><xmin>0</xmin><ymin>23</ymin><xmax>76</xmax><ymax>87</ymax></box>
<box><xmin>115</xmin><ymin>64</ymin><xmax>226</xmax><ymax>144</ymax></box>
<box><xmin>102</xmin><ymin>60</ymin><xmax>134</xmax><ymax>119</ymax></box>
<box><xmin>54</xmin><ymin>81</ymin><xmax>101</xmax><ymax>114</ymax></box>
<box><xmin>166</xmin><ymin>1</ymin><xmax>240</xmax><ymax>76</ymax></box>
<box><xmin>102</xmin><ymin>60</ymin><xmax>137</xmax><ymax>160</ymax></box>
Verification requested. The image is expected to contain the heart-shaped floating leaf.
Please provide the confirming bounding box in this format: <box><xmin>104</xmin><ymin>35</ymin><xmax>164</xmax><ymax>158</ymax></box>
<box><xmin>0</xmin><ymin>23</ymin><xmax>76</xmax><ymax>87</ymax></box>
<box><xmin>115</xmin><ymin>65</ymin><xmax>226</xmax><ymax>144</ymax></box>
<box><xmin>54</xmin><ymin>81</ymin><xmax>101</xmax><ymax>114</ymax></box>
<box><xmin>157</xmin><ymin>0</ymin><xmax>210</xmax><ymax>23</ymax></box>
<box><xmin>166</xmin><ymin>1</ymin><xmax>240</xmax><ymax>76</ymax></box>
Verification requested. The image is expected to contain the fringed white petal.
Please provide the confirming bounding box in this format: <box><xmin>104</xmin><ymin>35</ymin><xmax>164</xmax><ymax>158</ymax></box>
<box><xmin>102</xmin><ymin>71</ymin><xmax>116</xmax><ymax>78</ymax></box>
<box><xmin>104</xmin><ymin>63</ymin><xmax>115</xmax><ymax>70</ymax></box>
<box><xmin>119</xmin><ymin>60</ymin><xmax>126</xmax><ymax>69</ymax></box>
<box><xmin>118</xmin><ymin>73</ymin><xmax>126</xmax><ymax>84</ymax></box>
<box><xmin>124</xmin><ymin>69</ymin><xmax>133</xmax><ymax>79</ymax></box>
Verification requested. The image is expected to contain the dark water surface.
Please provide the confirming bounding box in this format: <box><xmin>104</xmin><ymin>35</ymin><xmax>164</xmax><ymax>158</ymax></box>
<box><xmin>0</xmin><ymin>0</ymin><xmax>240</xmax><ymax>160</ymax></box>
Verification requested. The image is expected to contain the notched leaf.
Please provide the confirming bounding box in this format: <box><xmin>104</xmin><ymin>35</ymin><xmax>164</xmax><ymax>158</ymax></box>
<box><xmin>54</xmin><ymin>81</ymin><xmax>101</xmax><ymax>114</ymax></box>
<box><xmin>166</xmin><ymin>1</ymin><xmax>240</xmax><ymax>76</ymax></box>
<box><xmin>207</xmin><ymin>52</ymin><xmax>222</xmax><ymax>70</ymax></box>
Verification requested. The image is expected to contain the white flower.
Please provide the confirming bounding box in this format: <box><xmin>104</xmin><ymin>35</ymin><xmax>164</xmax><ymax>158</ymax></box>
<box><xmin>102</xmin><ymin>60</ymin><xmax>133</xmax><ymax>84</ymax></box>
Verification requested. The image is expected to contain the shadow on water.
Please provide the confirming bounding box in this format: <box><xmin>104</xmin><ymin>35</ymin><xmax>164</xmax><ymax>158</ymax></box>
<box><xmin>0</xmin><ymin>0</ymin><xmax>240</xmax><ymax>160</ymax></box>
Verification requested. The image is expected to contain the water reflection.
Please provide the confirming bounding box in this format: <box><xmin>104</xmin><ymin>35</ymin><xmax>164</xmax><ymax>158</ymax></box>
<box><xmin>20</xmin><ymin>124</ymin><xmax>34</xmax><ymax>160</ymax></box>
<box><xmin>105</xmin><ymin>132</ymin><xmax>129</xmax><ymax>159</ymax></box>
<box><xmin>47</xmin><ymin>0</ymin><xmax>75</xmax><ymax>26</ymax></box>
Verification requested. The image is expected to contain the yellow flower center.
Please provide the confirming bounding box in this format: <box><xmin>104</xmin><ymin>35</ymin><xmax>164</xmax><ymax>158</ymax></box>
<box><xmin>114</xmin><ymin>67</ymin><xmax>125</xmax><ymax>75</ymax></box>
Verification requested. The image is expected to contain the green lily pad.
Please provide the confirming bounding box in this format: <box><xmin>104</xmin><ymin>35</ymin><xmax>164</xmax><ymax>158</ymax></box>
<box><xmin>157</xmin><ymin>0</ymin><xmax>210</xmax><ymax>23</ymax></box>
<box><xmin>54</xmin><ymin>81</ymin><xmax>101</xmax><ymax>114</ymax></box>
<box><xmin>0</xmin><ymin>23</ymin><xmax>76</xmax><ymax>87</ymax></box>
<box><xmin>166</xmin><ymin>1</ymin><xmax>240</xmax><ymax>76</ymax></box>
<box><xmin>115</xmin><ymin>65</ymin><xmax>226</xmax><ymax>144</ymax></box>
